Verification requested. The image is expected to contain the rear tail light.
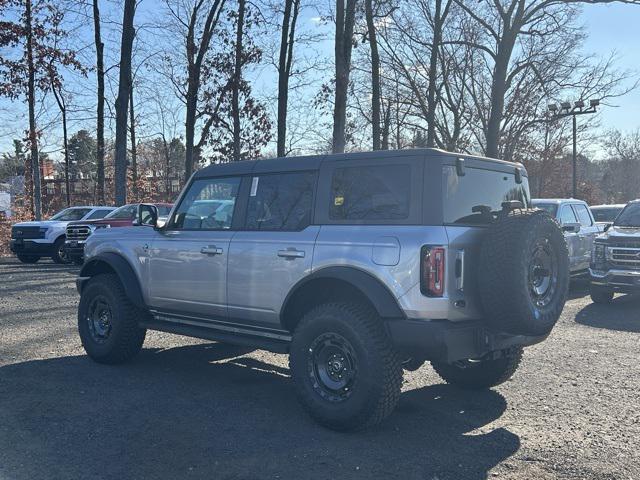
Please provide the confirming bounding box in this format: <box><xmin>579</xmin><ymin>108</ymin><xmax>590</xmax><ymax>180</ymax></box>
<box><xmin>421</xmin><ymin>246</ymin><xmax>445</xmax><ymax>297</ymax></box>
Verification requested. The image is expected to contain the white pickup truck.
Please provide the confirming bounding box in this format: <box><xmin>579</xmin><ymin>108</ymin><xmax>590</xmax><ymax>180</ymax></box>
<box><xmin>9</xmin><ymin>206</ymin><xmax>115</xmax><ymax>264</ymax></box>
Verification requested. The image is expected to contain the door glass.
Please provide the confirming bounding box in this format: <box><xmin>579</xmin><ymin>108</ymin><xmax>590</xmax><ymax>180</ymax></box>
<box><xmin>171</xmin><ymin>177</ymin><xmax>241</xmax><ymax>230</ymax></box>
<box><xmin>246</xmin><ymin>172</ymin><xmax>316</xmax><ymax>231</ymax></box>
<box><xmin>330</xmin><ymin>165</ymin><xmax>410</xmax><ymax>221</ymax></box>
<box><xmin>573</xmin><ymin>204</ymin><xmax>593</xmax><ymax>227</ymax></box>
<box><xmin>559</xmin><ymin>205</ymin><xmax>577</xmax><ymax>225</ymax></box>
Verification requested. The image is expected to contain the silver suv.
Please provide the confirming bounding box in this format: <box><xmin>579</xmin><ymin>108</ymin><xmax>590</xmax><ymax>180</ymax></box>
<box><xmin>75</xmin><ymin>149</ymin><xmax>569</xmax><ymax>430</ymax></box>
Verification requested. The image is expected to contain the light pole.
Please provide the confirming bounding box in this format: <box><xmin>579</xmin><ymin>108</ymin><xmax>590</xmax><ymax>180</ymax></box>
<box><xmin>547</xmin><ymin>99</ymin><xmax>599</xmax><ymax>198</ymax></box>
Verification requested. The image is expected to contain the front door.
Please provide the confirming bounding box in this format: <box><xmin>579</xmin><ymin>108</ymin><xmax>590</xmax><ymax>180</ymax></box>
<box><xmin>559</xmin><ymin>204</ymin><xmax>581</xmax><ymax>272</ymax></box>
<box><xmin>148</xmin><ymin>176</ymin><xmax>242</xmax><ymax>319</ymax></box>
<box><xmin>227</xmin><ymin>171</ymin><xmax>318</xmax><ymax>328</ymax></box>
<box><xmin>572</xmin><ymin>203</ymin><xmax>599</xmax><ymax>271</ymax></box>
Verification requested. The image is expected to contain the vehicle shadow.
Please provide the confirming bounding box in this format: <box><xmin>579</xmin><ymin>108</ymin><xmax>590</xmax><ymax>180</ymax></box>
<box><xmin>0</xmin><ymin>343</ymin><xmax>519</xmax><ymax>480</ymax></box>
<box><xmin>568</xmin><ymin>277</ymin><xmax>590</xmax><ymax>300</ymax></box>
<box><xmin>575</xmin><ymin>293</ymin><xmax>640</xmax><ymax>333</ymax></box>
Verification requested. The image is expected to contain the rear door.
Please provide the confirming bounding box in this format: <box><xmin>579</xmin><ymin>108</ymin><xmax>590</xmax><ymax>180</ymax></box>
<box><xmin>227</xmin><ymin>171</ymin><xmax>318</xmax><ymax>329</ymax></box>
<box><xmin>559</xmin><ymin>204</ymin><xmax>581</xmax><ymax>272</ymax></box>
<box><xmin>147</xmin><ymin>176</ymin><xmax>242</xmax><ymax>319</ymax></box>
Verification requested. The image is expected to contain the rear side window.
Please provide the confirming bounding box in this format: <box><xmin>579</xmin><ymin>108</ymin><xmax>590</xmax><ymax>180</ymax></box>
<box><xmin>443</xmin><ymin>166</ymin><xmax>530</xmax><ymax>224</ymax></box>
<box><xmin>329</xmin><ymin>165</ymin><xmax>410</xmax><ymax>220</ymax></box>
<box><xmin>573</xmin><ymin>204</ymin><xmax>592</xmax><ymax>226</ymax></box>
<box><xmin>246</xmin><ymin>172</ymin><xmax>316</xmax><ymax>231</ymax></box>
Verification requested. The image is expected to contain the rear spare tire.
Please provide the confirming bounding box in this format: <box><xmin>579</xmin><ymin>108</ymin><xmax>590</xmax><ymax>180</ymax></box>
<box><xmin>478</xmin><ymin>209</ymin><xmax>569</xmax><ymax>336</ymax></box>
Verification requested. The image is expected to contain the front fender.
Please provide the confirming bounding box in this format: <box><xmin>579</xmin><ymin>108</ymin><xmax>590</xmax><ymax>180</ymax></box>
<box><xmin>78</xmin><ymin>252</ymin><xmax>145</xmax><ymax>307</ymax></box>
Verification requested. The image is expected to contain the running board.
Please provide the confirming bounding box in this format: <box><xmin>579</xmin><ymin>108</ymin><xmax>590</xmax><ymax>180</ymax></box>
<box><xmin>140</xmin><ymin>317</ymin><xmax>291</xmax><ymax>354</ymax></box>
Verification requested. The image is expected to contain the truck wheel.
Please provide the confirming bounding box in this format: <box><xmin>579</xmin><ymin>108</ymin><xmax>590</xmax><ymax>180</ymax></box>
<box><xmin>289</xmin><ymin>302</ymin><xmax>402</xmax><ymax>431</ymax></box>
<box><xmin>479</xmin><ymin>209</ymin><xmax>569</xmax><ymax>336</ymax></box>
<box><xmin>431</xmin><ymin>347</ymin><xmax>523</xmax><ymax>390</ymax></box>
<box><xmin>17</xmin><ymin>254</ymin><xmax>40</xmax><ymax>264</ymax></box>
<box><xmin>78</xmin><ymin>273</ymin><xmax>147</xmax><ymax>364</ymax></box>
<box><xmin>51</xmin><ymin>237</ymin><xmax>71</xmax><ymax>264</ymax></box>
<box><xmin>590</xmin><ymin>285</ymin><xmax>614</xmax><ymax>304</ymax></box>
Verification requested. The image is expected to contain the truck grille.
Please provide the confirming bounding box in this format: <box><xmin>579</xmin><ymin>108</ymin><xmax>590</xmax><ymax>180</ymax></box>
<box><xmin>609</xmin><ymin>244</ymin><xmax>640</xmax><ymax>269</ymax></box>
<box><xmin>66</xmin><ymin>225</ymin><xmax>91</xmax><ymax>242</ymax></box>
<box><xmin>11</xmin><ymin>226</ymin><xmax>44</xmax><ymax>239</ymax></box>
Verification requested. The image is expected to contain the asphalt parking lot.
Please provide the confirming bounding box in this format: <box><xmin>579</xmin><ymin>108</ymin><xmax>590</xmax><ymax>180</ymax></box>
<box><xmin>1</xmin><ymin>257</ymin><xmax>639</xmax><ymax>480</ymax></box>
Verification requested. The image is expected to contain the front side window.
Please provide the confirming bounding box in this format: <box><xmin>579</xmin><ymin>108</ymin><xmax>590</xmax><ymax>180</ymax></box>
<box><xmin>50</xmin><ymin>208</ymin><xmax>92</xmax><ymax>221</ymax></box>
<box><xmin>106</xmin><ymin>205</ymin><xmax>138</xmax><ymax>219</ymax></box>
<box><xmin>559</xmin><ymin>205</ymin><xmax>578</xmax><ymax>225</ymax></box>
<box><xmin>329</xmin><ymin>165</ymin><xmax>410</xmax><ymax>221</ymax></box>
<box><xmin>171</xmin><ymin>177</ymin><xmax>240</xmax><ymax>230</ymax></box>
<box><xmin>573</xmin><ymin>204</ymin><xmax>593</xmax><ymax>227</ymax></box>
<box><xmin>246</xmin><ymin>172</ymin><xmax>316</xmax><ymax>231</ymax></box>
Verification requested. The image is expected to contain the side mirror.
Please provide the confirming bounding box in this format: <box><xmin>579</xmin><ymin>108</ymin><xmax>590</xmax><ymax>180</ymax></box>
<box><xmin>133</xmin><ymin>203</ymin><xmax>158</xmax><ymax>227</ymax></box>
<box><xmin>562</xmin><ymin>222</ymin><xmax>581</xmax><ymax>233</ymax></box>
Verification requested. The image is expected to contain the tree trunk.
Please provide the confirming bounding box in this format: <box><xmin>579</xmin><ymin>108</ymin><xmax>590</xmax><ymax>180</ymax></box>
<box><xmin>231</xmin><ymin>0</ymin><xmax>246</xmax><ymax>162</ymax></box>
<box><xmin>93</xmin><ymin>0</ymin><xmax>105</xmax><ymax>204</ymax></box>
<box><xmin>332</xmin><ymin>0</ymin><xmax>357</xmax><ymax>154</ymax></box>
<box><xmin>277</xmin><ymin>0</ymin><xmax>300</xmax><ymax>157</ymax></box>
<box><xmin>25</xmin><ymin>0</ymin><xmax>41</xmax><ymax>220</ymax></box>
<box><xmin>49</xmin><ymin>71</ymin><xmax>70</xmax><ymax>207</ymax></box>
<box><xmin>365</xmin><ymin>0</ymin><xmax>380</xmax><ymax>150</ymax></box>
<box><xmin>113</xmin><ymin>0</ymin><xmax>136</xmax><ymax>206</ymax></box>
<box><xmin>129</xmin><ymin>83</ymin><xmax>138</xmax><ymax>200</ymax></box>
<box><xmin>426</xmin><ymin>0</ymin><xmax>443</xmax><ymax>148</ymax></box>
<box><xmin>184</xmin><ymin>78</ymin><xmax>197</xmax><ymax>178</ymax></box>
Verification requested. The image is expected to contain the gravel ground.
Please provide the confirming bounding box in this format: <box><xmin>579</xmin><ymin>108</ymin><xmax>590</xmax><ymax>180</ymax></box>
<box><xmin>1</xmin><ymin>257</ymin><xmax>639</xmax><ymax>480</ymax></box>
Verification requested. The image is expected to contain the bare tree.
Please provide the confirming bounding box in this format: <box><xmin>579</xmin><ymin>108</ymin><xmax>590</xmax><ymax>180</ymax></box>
<box><xmin>231</xmin><ymin>0</ymin><xmax>246</xmax><ymax>161</ymax></box>
<box><xmin>114</xmin><ymin>0</ymin><xmax>136</xmax><ymax>205</ymax></box>
<box><xmin>364</xmin><ymin>0</ymin><xmax>381</xmax><ymax>149</ymax></box>
<box><xmin>92</xmin><ymin>0</ymin><xmax>106</xmax><ymax>204</ymax></box>
<box><xmin>332</xmin><ymin>0</ymin><xmax>358</xmax><ymax>153</ymax></box>
<box><xmin>276</xmin><ymin>0</ymin><xmax>301</xmax><ymax>156</ymax></box>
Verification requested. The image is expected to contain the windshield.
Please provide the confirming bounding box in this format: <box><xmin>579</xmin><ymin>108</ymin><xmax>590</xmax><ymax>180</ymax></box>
<box><xmin>50</xmin><ymin>208</ymin><xmax>91</xmax><ymax>221</ymax></box>
<box><xmin>614</xmin><ymin>203</ymin><xmax>640</xmax><ymax>227</ymax></box>
<box><xmin>105</xmin><ymin>204</ymin><xmax>137</xmax><ymax>219</ymax></box>
<box><xmin>591</xmin><ymin>207</ymin><xmax>622</xmax><ymax>223</ymax></box>
<box><xmin>532</xmin><ymin>203</ymin><xmax>558</xmax><ymax>216</ymax></box>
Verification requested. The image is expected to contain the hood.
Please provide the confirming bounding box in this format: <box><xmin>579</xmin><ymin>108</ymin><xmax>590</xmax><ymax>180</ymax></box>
<box><xmin>67</xmin><ymin>218</ymin><xmax>134</xmax><ymax>227</ymax></box>
<box><xmin>12</xmin><ymin>220</ymin><xmax>67</xmax><ymax>228</ymax></box>
<box><xmin>601</xmin><ymin>225</ymin><xmax>640</xmax><ymax>242</ymax></box>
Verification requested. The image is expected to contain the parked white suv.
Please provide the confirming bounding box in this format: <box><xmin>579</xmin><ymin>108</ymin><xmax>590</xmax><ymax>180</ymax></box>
<box><xmin>9</xmin><ymin>206</ymin><xmax>115</xmax><ymax>264</ymax></box>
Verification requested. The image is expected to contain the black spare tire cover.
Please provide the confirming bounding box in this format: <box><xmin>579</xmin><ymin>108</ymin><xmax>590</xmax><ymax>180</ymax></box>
<box><xmin>478</xmin><ymin>209</ymin><xmax>569</xmax><ymax>336</ymax></box>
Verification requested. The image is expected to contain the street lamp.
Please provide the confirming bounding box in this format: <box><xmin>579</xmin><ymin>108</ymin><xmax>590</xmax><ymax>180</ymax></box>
<box><xmin>547</xmin><ymin>98</ymin><xmax>600</xmax><ymax>198</ymax></box>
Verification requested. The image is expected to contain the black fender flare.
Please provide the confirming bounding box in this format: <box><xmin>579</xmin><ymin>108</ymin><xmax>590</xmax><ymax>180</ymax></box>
<box><xmin>78</xmin><ymin>253</ymin><xmax>145</xmax><ymax>307</ymax></box>
<box><xmin>281</xmin><ymin>266</ymin><xmax>405</xmax><ymax>324</ymax></box>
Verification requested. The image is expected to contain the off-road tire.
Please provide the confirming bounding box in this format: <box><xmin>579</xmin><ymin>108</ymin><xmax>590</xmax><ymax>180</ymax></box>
<box><xmin>289</xmin><ymin>302</ymin><xmax>403</xmax><ymax>431</ymax></box>
<box><xmin>590</xmin><ymin>285</ymin><xmax>614</xmax><ymax>304</ymax></box>
<box><xmin>51</xmin><ymin>237</ymin><xmax>71</xmax><ymax>264</ymax></box>
<box><xmin>479</xmin><ymin>209</ymin><xmax>569</xmax><ymax>336</ymax></box>
<box><xmin>16</xmin><ymin>254</ymin><xmax>39</xmax><ymax>264</ymax></box>
<box><xmin>78</xmin><ymin>273</ymin><xmax>147</xmax><ymax>364</ymax></box>
<box><xmin>431</xmin><ymin>347</ymin><xmax>523</xmax><ymax>390</ymax></box>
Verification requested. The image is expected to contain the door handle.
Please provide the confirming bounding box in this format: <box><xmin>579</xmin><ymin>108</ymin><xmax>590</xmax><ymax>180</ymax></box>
<box><xmin>201</xmin><ymin>245</ymin><xmax>223</xmax><ymax>255</ymax></box>
<box><xmin>278</xmin><ymin>248</ymin><xmax>305</xmax><ymax>259</ymax></box>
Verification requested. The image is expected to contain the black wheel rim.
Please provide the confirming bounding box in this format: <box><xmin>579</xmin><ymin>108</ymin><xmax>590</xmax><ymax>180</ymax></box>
<box><xmin>58</xmin><ymin>243</ymin><xmax>70</xmax><ymax>263</ymax></box>
<box><xmin>307</xmin><ymin>332</ymin><xmax>358</xmax><ymax>403</ymax></box>
<box><xmin>86</xmin><ymin>295</ymin><xmax>113</xmax><ymax>344</ymax></box>
<box><xmin>528</xmin><ymin>237</ymin><xmax>557</xmax><ymax>308</ymax></box>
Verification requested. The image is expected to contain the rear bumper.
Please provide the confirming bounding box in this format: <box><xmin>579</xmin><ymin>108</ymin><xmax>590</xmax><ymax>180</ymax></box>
<box><xmin>10</xmin><ymin>239</ymin><xmax>54</xmax><ymax>256</ymax></box>
<box><xmin>387</xmin><ymin>319</ymin><xmax>547</xmax><ymax>363</ymax></box>
<box><xmin>590</xmin><ymin>267</ymin><xmax>640</xmax><ymax>293</ymax></box>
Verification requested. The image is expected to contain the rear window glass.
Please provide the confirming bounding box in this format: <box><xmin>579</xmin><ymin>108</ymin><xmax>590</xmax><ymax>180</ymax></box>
<box><xmin>533</xmin><ymin>203</ymin><xmax>558</xmax><ymax>216</ymax></box>
<box><xmin>443</xmin><ymin>166</ymin><xmax>530</xmax><ymax>224</ymax></box>
<box><xmin>329</xmin><ymin>165</ymin><xmax>410</xmax><ymax>221</ymax></box>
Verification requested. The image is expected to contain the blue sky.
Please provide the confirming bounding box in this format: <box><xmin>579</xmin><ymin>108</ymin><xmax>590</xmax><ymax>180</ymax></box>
<box><xmin>581</xmin><ymin>3</ymin><xmax>640</xmax><ymax>132</ymax></box>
